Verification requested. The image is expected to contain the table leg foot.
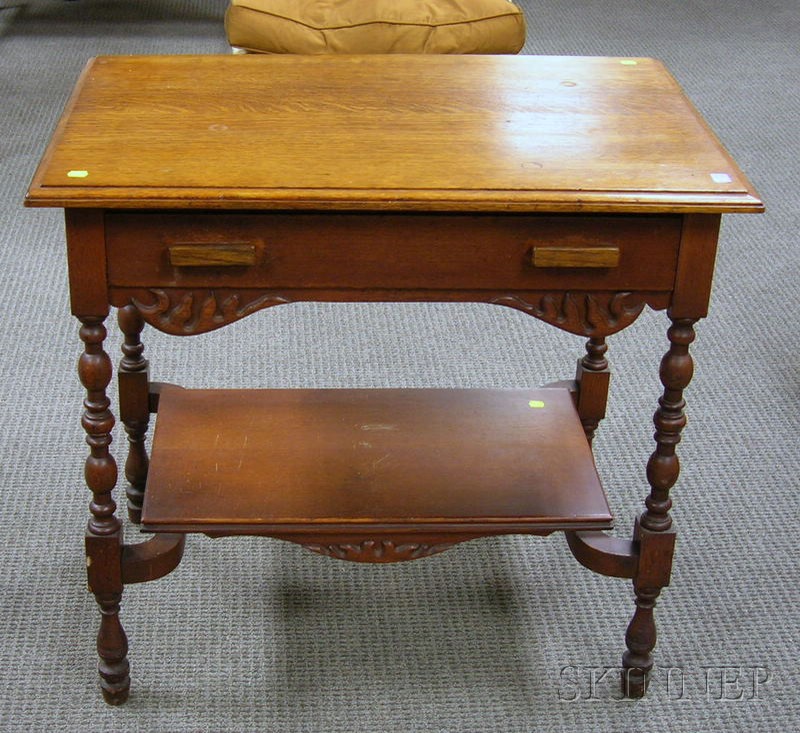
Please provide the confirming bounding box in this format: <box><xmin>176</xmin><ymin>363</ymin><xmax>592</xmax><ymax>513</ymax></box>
<box><xmin>95</xmin><ymin>592</ymin><xmax>130</xmax><ymax>705</ymax></box>
<box><xmin>620</xmin><ymin>667</ymin><xmax>648</xmax><ymax>699</ymax></box>
<box><xmin>101</xmin><ymin>687</ymin><xmax>130</xmax><ymax>706</ymax></box>
<box><xmin>620</xmin><ymin>584</ymin><xmax>659</xmax><ymax>698</ymax></box>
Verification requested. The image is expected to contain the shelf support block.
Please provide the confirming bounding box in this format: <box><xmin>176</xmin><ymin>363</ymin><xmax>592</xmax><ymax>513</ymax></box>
<box><xmin>121</xmin><ymin>534</ymin><xmax>186</xmax><ymax>584</ymax></box>
<box><xmin>565</xmin><ymin>530</ymin><xmax>638</xmax><ymax>579</ymax></box>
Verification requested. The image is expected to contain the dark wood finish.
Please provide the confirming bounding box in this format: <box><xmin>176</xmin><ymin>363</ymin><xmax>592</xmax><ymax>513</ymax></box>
<box><xmin>142</xmin><ymin>387</ymin><xmax>613</xmax><ymax>534</ymax></box>
<box><xmin>622</xmin><ymin>316</ymin><xmax>696</xmax><ymax>697</ymax></box>
<box><xmin>642</xmin><ymin>318</ymin><xmax>696</xmax><ymax>533</ymax></box>
<box><xmin>93</xmin><ymin>593</ymin><xmax>129</xmax><ymax>706</ymax></box>
<box><xmin>117</xmin><ymin>286</ymin><xmax>670</xmax><ymax>338</ymax></box>
<box><xmin>146</xmin><ymin>381</ymin><xmax>181</xmax><ymax>414</ymax></box>
<box><xmin>105</xmin><ymin>213</ymin><xmax>681</xmax><ymax>292</ymax></box>
<box><xmin>121</xmin><ymin>534</ymin><xmax>186</xmax><ymax>584</ymax></box>
<box><xmin>575</xmin><ymin>337</ymin><xmax>611</xmax><ymax>442</ymax></box>
<box><xmin>26</xmin><ymin>54</ymin><xmax>762</xmax><ymax>704</ymax></box>
<box><xmin>117</xmin><ymin>304</ymin><xmax>150</xmax><ymax>523</ymax></box>
<box><xmin>564</xmin><ymin>531</ymin><xmax>638</xmax><ymax>579</ymax></box>
<box><xmin>65</xmin><ymin>209</ymin><xmax>108</xmax><ymax>316</ymax></box>
<box><xmin>622</xmin><ymin>520</ymin><xmax>677</xmax><ymax>698</ymax></box>
<box><xmin>78</xmin><ymin>318</ymin><xmax>119</xmax><ymax>537</ymax></box>
<box><xmin>671</xmin><ymin>214</ymin><xmax>722</xmax><ymax>318</ymax></box>
<box><xmin>78</xmin><ymin>316</ymin><xmax>129</xmax><ymax>704</ymax></box>
<box><xmin>208</xmin><ymin>532</ymin><xmax>485</xmax><ymax>562</ymax></box>
<box><xmin>532</xmin><ymin>246</ymin><xmax>620</xmax><ymax>269</ymax></box>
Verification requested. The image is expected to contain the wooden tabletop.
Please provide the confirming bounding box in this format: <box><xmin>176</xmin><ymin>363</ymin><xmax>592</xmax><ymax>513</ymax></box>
<box><xmin>26</xmin><ymin>54</ymin><xmax>762</xmax><ymax>213</ymax></box>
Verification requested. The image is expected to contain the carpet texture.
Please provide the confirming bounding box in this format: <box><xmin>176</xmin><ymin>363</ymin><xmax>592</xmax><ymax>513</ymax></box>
<box><xmin>1</xmin><ymin>0</ymin><xmax>798</xmax><ymax>730</ymax></box>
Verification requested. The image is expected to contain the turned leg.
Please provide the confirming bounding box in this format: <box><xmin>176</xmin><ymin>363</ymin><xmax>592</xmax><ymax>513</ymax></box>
<box><xmin>94</xmin><ymin>592</ymin><xmax>130</xmax><ymax>703</ymax></box>
<box><xmin>118</xmin><ymin>304</ymin><xmax>151</xmax><ymax>524</ymax></box>
<box><xmin>575</xmin><ymin>336</ymin><xmax>610</xmax><ymax>444</ymax></box>
<box><xmin>622</xmin><ymin>581</ymin><xmax>661</xmax><ymax>698</ymax></box>
<box><xmin>622</xmin><ymin>316</ymin><xmax>695</xmax><ymax>697</ymax></box>
<box><xmin>79</xmin><ymin>316</ymin><xmax>130</xmax><ymax>704</ymax></box>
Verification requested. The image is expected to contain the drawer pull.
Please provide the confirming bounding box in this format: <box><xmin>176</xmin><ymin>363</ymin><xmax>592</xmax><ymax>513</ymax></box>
<box><xmin>532</xmin><ymin>247</ymin><xmax>620</xmax><ymax>269</ymax></box>
<box><xmin>168</xmin><ymin>244</ymin><xmax>256</xmax><ymax>267</ymax></box>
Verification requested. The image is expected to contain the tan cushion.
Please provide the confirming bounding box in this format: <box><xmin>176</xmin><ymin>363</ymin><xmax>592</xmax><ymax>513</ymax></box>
<box><xmin>225</xmin><ymin>0</ymin><xmax>526</xmax><ymax>55</ymax></box>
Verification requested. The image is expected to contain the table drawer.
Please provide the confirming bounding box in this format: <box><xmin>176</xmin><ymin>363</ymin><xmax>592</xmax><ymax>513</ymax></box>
<box><xmin>105</xmin><ymin>213</ymin><xmax>681</xmax><ymax>292</ymax></box>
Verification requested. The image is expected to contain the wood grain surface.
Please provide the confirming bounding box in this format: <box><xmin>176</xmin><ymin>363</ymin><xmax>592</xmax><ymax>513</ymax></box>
<box><xmin>104</xmin><ymin>212</ymin><xmax>681</xmax><ymax>291</ymax></box>
<box><xmin>142</xmin><ymin>387</ymin><xmax>613</xmax><ymax>533</ymax></box>
<box><xmin>26</xmin><ymin>55</ymin><xmax>762</xmax><ymax>212</ymax></box>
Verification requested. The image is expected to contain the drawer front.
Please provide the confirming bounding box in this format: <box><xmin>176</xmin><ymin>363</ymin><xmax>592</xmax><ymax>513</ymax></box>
<box><xmin>105</xmin><ymin>213</ymin><xmax>681</xmax><ymax>292</ymax></box>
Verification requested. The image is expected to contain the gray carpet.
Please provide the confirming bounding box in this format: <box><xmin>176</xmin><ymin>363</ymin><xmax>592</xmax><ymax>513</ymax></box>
<box><xmin>1</xmin><ymin>0</ymin><xmax>798</xmax><ymax>730</ymax></box>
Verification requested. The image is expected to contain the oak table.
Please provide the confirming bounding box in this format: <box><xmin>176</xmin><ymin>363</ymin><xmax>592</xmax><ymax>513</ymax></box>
<box><xmin>26</xmin><ymin>54</ymin><xmax>763</xmax><ymax>705</ymax></box>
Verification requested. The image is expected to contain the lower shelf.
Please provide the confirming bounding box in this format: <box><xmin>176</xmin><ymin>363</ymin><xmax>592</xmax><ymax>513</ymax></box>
<box><xmin>141</xmin><ymin>387</ymin><xmax>613</xmax><ymax>535</ymax></box>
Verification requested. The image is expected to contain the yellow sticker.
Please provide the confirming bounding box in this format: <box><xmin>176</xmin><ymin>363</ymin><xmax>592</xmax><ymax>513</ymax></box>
<box><xmin>67</xmin><ymin>170</ymin><xmax>89</xmax><ymax>178</ymax></box>
<box><xmin>620</xmin><ymin>59</ymin><xmax>638</xmax><ymax>65</ymax></box>
<box><xmin>528</xmin><ymin>400</ymin><xmax>545</xmax><ymax>408</ymax></box>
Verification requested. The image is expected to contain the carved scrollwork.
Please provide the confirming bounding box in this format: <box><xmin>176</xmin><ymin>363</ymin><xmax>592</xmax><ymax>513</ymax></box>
<box><xmin>303</xmin><ymin>539</ymin><xmax>454</xmax><ymax>563</ymax></box>
<box><xmin>130</xmin><ymin>289</ymin><xmax>291</xmax><ymax>335</ymax></box>
<box><xmin>491</xmin><ymin>291</ymin><xmax>648</xmax><ymax>336</ymax></box>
